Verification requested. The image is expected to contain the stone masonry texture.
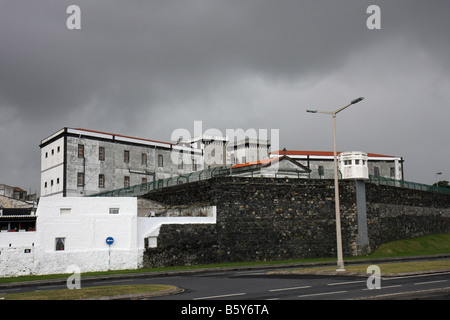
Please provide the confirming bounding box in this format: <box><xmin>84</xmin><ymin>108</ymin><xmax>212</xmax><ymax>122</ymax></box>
<box><xmin>142</xmin><ymin>177</ymin><xmax>450</xmax><ymax>268</ymax></box>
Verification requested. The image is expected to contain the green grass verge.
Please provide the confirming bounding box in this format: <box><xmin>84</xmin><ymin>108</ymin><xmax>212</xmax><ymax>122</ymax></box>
<box><xmin>1</xmin><ymin>284</ymin><xmax>174</xmax><ymax>300</ymax></box>
<box><xmin>282</xmin><ymin>259</ymin><xmax>450</xmax><ymax>275</ymax></box>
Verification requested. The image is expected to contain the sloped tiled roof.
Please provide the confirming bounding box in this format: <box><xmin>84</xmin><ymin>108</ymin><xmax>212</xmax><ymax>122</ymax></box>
<box><xmin>231</xmin><ymin>155</ymin><xmax>311</xmax><ymax>173</ymax></box>
<box><xmin>270</xmin><ymin>150</ymin><xmax>395</xmax><ymax>158</ymax></box>
<box><xmin>231</xmin><ymin>157</ymin><xmax>279</xmax><ymax>169</ymax></box>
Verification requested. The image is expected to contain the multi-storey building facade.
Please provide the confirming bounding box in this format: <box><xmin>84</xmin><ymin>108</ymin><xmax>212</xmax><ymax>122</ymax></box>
<box><xmin>40</xmin><ymin>128</ymin><xmax>405</xmax><ymax>197</ymax></box>
<box><xmin>228</xmin><ymin>138</ymin><xmax>271</xmax><ymax>165</ymax></box>
<box><xmin>270</xmin><ymin>149</ymin><xmax>404</xmax><ymax>180</ymax></box>
<box><xmin>40</xmin><ymin>128</ymin><xmax>202</xmax><ymax>197</ymax></box>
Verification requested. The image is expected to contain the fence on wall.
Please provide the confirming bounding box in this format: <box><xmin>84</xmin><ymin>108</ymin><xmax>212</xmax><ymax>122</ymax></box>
<box><xmin>90</xmin><ymin>167</ymin><xmax>450</xmax><ymax>198</ymax></box>
<box><xmin>91</xmin><ymin>165</ymin><xmax>310</xmax><ymax>197</ymax></box>
<box><xmin>368</xmin><ymin>175</ymin><xmax>450</xmax><ymax>195</ymax></box>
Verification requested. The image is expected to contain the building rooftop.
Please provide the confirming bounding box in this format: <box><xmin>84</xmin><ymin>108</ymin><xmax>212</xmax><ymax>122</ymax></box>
<box><xmin>40</xmin><ymin>127</ymin><xmax>176</xmax><ymax>149</ymax></box>
<box><xmin>271</xmin><ymin>150</ymin><xmax>400</xmax><ymax>159</ymax></box>
<box><xmin>232</xmin><ymin>157</ymin><xmax>279</xmax><ymax>169</ymax></box>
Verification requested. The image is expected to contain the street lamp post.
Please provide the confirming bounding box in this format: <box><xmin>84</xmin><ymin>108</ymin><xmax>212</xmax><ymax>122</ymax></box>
<box><xmin>307</xmin><ymin>97</ymin><xmax>364</xmax><ymax>271</ymax></box>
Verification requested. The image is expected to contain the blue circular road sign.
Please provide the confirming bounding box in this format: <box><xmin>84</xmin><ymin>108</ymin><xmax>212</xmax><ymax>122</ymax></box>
<box><xmin>106</xmin><ymin>237</ymin><xmax>114</xmax><ymax>245</ymax></box>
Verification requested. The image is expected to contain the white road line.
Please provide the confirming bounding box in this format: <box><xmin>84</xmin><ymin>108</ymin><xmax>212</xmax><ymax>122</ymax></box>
<box><xmin>298</xmin><ymin>290</ymin><xmax>347</xmax><ymax>298</ymax></box>
<box><xmin>195</xmin><ymin>272</ymin><xmax>226</xmax><ymax>277</ymax></box>
<box><xmin>146</xmin><ymin>276</ymin><xmax>181</xmax><ymax>280</ymax></box>
<box><xmin>235</xmin><ymin>272</ymin><xmax>267</xmax><ymax>276</ymax></box>
<box><xmin>193</xmin><ymin>292</ymin><xmax>246</xmax><ymax>300</ymax></box>
<box><xmin>383</xmin><ymin>271</ymin><xmax>450</xmax><ymax>281</ymax></box>
<box><xmin>93</xmin><ymin>279</ymin><xmax>130</xmax><ymax>285</ymax></box>
<box><xmin>414</xmin><ymin>279</ymin><xmax>448</xmax><ymax>286</ymax></box>
<box><xmin>362</xmin><ymin>284</ymin><xmax>402</xmax><ymax>291</ymax></box>
<box><xmin>270</xmin><ymin>285</ymin><xmax>312</xmax><ymax>292</ymax></box>
<box><xmin>328</xmin><ymin>280</ymin><xmax>366</xmax><ymax>286</ymax></box>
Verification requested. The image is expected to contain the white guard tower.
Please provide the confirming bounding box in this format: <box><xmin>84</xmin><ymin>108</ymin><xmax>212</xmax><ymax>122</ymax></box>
<box><xmin>338</xmin><ymin>151</ymin><xmax>369</xmax><ymax>180</ymax></box>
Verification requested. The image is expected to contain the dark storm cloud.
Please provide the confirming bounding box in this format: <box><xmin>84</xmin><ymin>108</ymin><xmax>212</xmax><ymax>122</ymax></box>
<box><xmin>0</xmin><ymin>1</ymin><xmax>373</xmax><ymax>119</ymax></box>
<box><xmin>1</xmin><ymin>0</ymin><xmax>450</xmax><ymax>192</ymax></box>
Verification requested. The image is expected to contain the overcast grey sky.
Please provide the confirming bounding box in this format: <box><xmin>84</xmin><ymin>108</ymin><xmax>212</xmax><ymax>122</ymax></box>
<box><xmin>1</xmin><ymin>0</ymin><xmax>449</xmax><ymax>195</ymax></box>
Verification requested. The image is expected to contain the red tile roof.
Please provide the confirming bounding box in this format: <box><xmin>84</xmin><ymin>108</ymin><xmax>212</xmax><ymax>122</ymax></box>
<box><xmin>270</xmin><ymin>150</ymin><xmax>395</xmax><ymax>158</ymax></box>
<box><xmin>75</xmin><ymin>128</ymin><xmax>174</xmax><ymax>145</ymax></box>
<box><xmin>232</xmin><ymin>157</ymin><xmax>279</xmax><ymax>169</ymax></box>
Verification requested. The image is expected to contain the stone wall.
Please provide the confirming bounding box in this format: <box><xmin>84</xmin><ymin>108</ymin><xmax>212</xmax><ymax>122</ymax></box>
<box><xmin>364</xmin><ymin>183</ymin><xmax>450</xmax><ymax>250</ymax></box>
<box><xmin>142</xmin><ymin>177</ymin><xmax>450</xmax><ymax>268</ymax></box>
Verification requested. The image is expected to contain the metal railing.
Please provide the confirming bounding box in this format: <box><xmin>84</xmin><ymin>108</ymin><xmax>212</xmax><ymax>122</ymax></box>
<box><xmin>91</xmin><ymin>165</ymin><xmax>310</xmax><ymax>197</ymax></box>
<box><xmin>91</xmin><ymin>166</ymin><xmax>230</xmax><ymax>197</ymax></box>
<box><xmin>90</xmin><ymin>168</ymin><xmax>450</xmax><ymax>198</ymax></box>
<box><xmin>368</xmin><ymin>175</ymin><xmax>450</xmax><ymax>195</ymax></box>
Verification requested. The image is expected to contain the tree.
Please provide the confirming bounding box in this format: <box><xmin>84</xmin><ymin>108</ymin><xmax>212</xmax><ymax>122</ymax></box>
<box><xmin>433</xmin><ymin>180</ymin><xmax>450</xmax><ymax>189</ymax></box>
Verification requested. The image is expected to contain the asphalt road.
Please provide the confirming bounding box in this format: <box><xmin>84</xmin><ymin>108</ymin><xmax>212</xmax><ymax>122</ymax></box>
<box><xmin>144</xmin><ymin>268</ymin><xmax>450</xmax><ymax>300</ymax></box>
<box><xmin>1</xmin><ymin>264</ymin><xmax>449</xmax><ymax>318</ymax></box>
<box><xmin>2</xmin><ymin>266</ymin><xmax>450</xmax><ymax>301</ymax></box>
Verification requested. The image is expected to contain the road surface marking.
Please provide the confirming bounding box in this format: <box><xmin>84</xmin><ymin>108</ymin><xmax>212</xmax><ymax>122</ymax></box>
<box><xmin>270</xmin><ymin>285</ymin><xmax>312</xmax><ymax>292</ymax></box>
<box><xmin>193</xmin><ymin>292</ymin><xmax>246</xmax><ymax>300</ymax></box>
<box><xmin>298</xmin><ymin>290</ymin><xmax>347</xmax><ymax>298</ymax></box>
<box><xmin>362</xmin><ymin>284</ymin><xmax>402</xmax><ymax>291</ymax></box>
<box><xmin>414</xmin><ymin>279</ymin><xmax>447</xmax><ymax>286</ymax></box>
<box><xmin>328</xmin><ymin>280</ymin><xmax>366</xmax><ymax>286</ymax></box>
<box><xmin>383</xmin><ymin>271</ymin><xmax>450</xmax><ymax>281</ymax></box>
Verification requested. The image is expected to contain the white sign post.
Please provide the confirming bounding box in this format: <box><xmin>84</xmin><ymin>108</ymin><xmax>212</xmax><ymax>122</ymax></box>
<box><xmin>106</xmin><ymin>237</ymin><xmax>114</xmax><ymax>270</ymax></box>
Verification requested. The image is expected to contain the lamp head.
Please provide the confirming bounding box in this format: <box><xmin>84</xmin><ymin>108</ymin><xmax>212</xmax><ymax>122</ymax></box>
<box><xmin>351</xmin><ymin>97</ymin><xmax>364</xmax><ymax>104</ymax></box>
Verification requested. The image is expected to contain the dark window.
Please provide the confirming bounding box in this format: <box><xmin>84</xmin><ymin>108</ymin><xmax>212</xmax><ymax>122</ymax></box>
<box><xmin>55</xmin><ymin>238</ymin><xmax>65</xmax><ymax>251</ymax></box>
<box><xmin>318</xmin><ymin>166</ymin><xmax>324</xmax><ymax>177</ymax></box>
<box><xmin>99</xmin><ymin>174</ymin><xmax>105</xmax><ymax>188</ymax></box>
<box><xmin>158</xmin><ymin>154</ymin><xmax>163</xmax><ymax>167</ymax></box>
<box><xmin>77</xmin><ymin>172</ymin><xmax>84</xmax><ymax>187</ymax></box>
<box><xmin>390</xmin><ymin>167</ymin><xmax>395</xmax><ymax>178</ymax></box>
<box><xmin>78</xmin><ymin>144</ymin><xmax>84</xmax><ymax>158</ymax></box>
<box><xmin>124</xmin><ymin>150</ymin><xmax>130</xmax><ymax>163</ymax></box>
<box><xmin>374</xmin><ymin>167</ymin><xmax>380</xmax><ymax>177</ymax></box>
<box><xmin>99</xmin><ymin>147</ymin><xmax>105</xmax><ymax>161</ymax></box>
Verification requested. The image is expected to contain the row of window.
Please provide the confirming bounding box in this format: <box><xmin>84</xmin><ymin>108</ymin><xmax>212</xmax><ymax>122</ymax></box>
<box><xmin>44</xmin><ymin>146</ymin><xmax>61</xmax><ymax>158</ymax></box>
<box><xmin>77</xmin><ymin>144</ymin><xmax>164</xmax><ymax>167</ymax></box>
<box><xmin>43</xmin><ymin>174</ymin><xmax>148</xmax><ymax>189</ymax></box>
<box><xmin>316</xmin><ymin>165</ymin><xmax>396</xmax><ymax>178</ymax></box>
<box><xmin>178</xmin><ymin>159</ymin><xmax>198</xmax><ymax>171</ymax></box>
<box><xmin>44</xmin><ymin>178</ymin><xmax>60</xmax><ymax>188</ymax></box>
<box><xmin>77</xmin><ymin>173</ymin><xmax>148</xmax><ymax>188</ymax></box>
<box><xmin>342</xmin><ymin>159</ymin><xmax>367</xmax><ymax>166</ymax></box>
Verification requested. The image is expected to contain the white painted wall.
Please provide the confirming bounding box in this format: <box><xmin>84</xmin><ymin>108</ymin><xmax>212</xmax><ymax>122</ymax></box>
<box><xmin>40</xmin><ymin>136</ymin><xmax>65</xmax><ymax>197</ymax></box>
<box><xmin>0</xmin><ymin>196</ymin><xmax>217</xmax><ymax>277</ymax></box>
<box><xmin>34</xmin><ymin>197</ymin><xmax>140</xmax><ymax>274</ymax></box>
<box><xmin>0</xmin><ymin>197</ymin><xmax>141</xmax><ymax>277</ymax></box>
<box><xmin>137</xmin><ymin>206</ymin><xmax>216</xmax><ymax>249</ymax></box>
